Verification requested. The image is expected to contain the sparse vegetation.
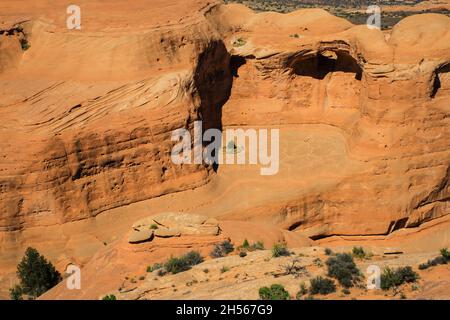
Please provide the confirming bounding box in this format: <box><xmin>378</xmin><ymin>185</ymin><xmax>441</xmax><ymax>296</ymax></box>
<box><xmin>102</xmin><ymin>294</ymin><xmax>117</xmax><ymax>300</ymax></box>
<box><xmin>150</xmin><ymin>224</ymin><xmax>159</xmax><ymax>230</ymax></box>
<box><xmin>20</xmin><ymin>38</ymin><xmax>30</xmax><ymax>51</ymax></box>
<box><xmin>232</xmin><ymin>37</ymin><xmax>246</xmax><ymax>47</ymax></box>
<box><xmin>220</xmin><ymin>266</ymin><xmax>230</xmax><ymax>273</ymax></box>
<box><xmin>380</xmin><ymin>266</ymin><xmax>418</xmax><ymax>291</ymax></box>
<box><xmin>238</xmin><ymin>239</ymin><xmax>264</xmax><ymax>254</ymax></box>
<box><xmin>418</xmin><ymin>248</ymin><xmax>450</xmax><ymax>270</ymax></box>
<box><xmin>324</xmin><ymin>248</ymin><xmax>333</xmax><ymax>256</ymax></box>
<box><xmin>164</xmin><ymin>251</ymin><xmax>204</xmax><ymax>274</ymax></box>
<box><xmin>296</xmin><ymin>282</ymin><xmax>308</xmax><ymax>299</ymax></box>
<box><xmin>313</xmin><ymin>258</ymin><xmax>323</xmax><ymax>267</ymax></box>
<box><xmin>259</xmin><ymin>284</ymin><xmax>290</xmax><ymax>300</ymax></box>
<box><xmin>210</xmin><ymin>240</ymin><xmax>234</xmax><ymax>258</ymax></box>
<box><xmin>277</xmin><ymin>258</ymin><xmax>307</xmax><ymax>278</ymax></box>
<box><xmin>239</xmin><ymin>251</ymin><xmax>247</xmax><ymax>258</ymax></box>
<box><xmin>326</xmin><ymin>253</ymin><xmax>361</xmax><ymax>288</ymax></box>
<box><xmin>352</xmin><ymin>247</ymin><xmax>366</xmax><ymax>259</ymax></box>
<box><xmin>9</xmin><ymin>247</ymin><xmax>62</xmax><ymax>300</ymax></box>
<box><xmin>272</xmin><ymin>243</ymin><xmax>290</xmax><ymax>258</ymax></box>
<box><xmin>147</xmin><ymin>263</ymin><xmax>163</xmax><ymax>273</ymax></box>
<box><xmin>309</xmin><ymin>276</ymin><xmax>336</xmax><ymax>295</ymax></box>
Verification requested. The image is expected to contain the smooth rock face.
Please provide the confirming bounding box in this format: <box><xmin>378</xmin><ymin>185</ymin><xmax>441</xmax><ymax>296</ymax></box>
<box><xmin>154</xmin><ymin>228</ymin><xmax>181</xmax><ymax>238</ymax></box>
<box><xmin>130</xmin><ymin>213</ymin><xmax>220</xmax><ymax>241</ymax></box>
<box><xmin>0</xmin><ymin>0</ymin><xmax>449</xmax><ymax>299</ymax></box>
<box><xmin>128</xmin><ymin>229</ymin><xmax>154</xmax><ymax>244</ymax></box>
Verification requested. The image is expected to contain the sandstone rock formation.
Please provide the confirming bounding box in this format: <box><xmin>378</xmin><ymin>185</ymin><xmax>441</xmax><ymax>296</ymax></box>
<box><xmin>129</xmin><ymin>213</ymin><xmax>219</xmax><ymax>243</ymax></box>
<box><xmin>0</xmin><ymin>0</ymin><xmax>449</xmax><ymax>299</ymax></box>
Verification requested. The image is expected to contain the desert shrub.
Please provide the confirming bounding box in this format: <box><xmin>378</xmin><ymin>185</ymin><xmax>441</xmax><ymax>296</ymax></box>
<box><xmin>352</xmin><ymin>247</ymin><xmax>366</xmax><ymax>259</ymax></box>
<box><xmin>150</xmin><ymin>224</ymin><xmax>158</xmax><ymax>230</ymax></box>
<box><xmin>324</xmin><ymin>248</ymin><xmax>333</xmax><ymax>256</ymax></box>
<box><xmin>164</xmin><ymin>251</ymin><xmax>203</xmax><ymax>274</ymax></box>
<box><xmin>296</xmin><ymin>282</ymin><xmax>308</xmax><ymax>299</ymax></box>
<box><xmin>259</xmin><ymin>284</ymin><xmax>290</xmax><ymax>300</ymax></box>
<box><xmin>326</xmin><ymin>253</ymin><xmax>361</xmax><ymax>288</ymax></box>
<box><xmin>157</xmin><ymin>269</ymin><xmax>166</xmax><ymax>277</ymax></box>
<box><xmin>250</xmin><ymin>241</ymin><xmax>265</xmax><ymax>251</ymax></box>
<box><xmin>272</xmin><ymin>243</ymin><xmax>290</xmax><ymax>258</ymax></box>
<box><xmin>20</xmin><ymin>38</ymin><xmax>30</xmax><ymax>50</ymax></box>
<box><xmin>418</xmin><ymin>252</ymin><xmax>448</xmax><ymax>270</ymax></box>
<box><xmin>309</xmin><ymin>276</ymin><xmax>336</xmax><ymax>295</ymax></box>
<box><xmin>313</xmin><ymin>258</ymin><xmax>323</xmax><ymax>267</ymax></box>
<box><xmin>9</xmin><ymin>285</ymin><xmax>23</xmax><ymax>300</ymax></box>
<box><xmin>342</xmin><ymin>288</ymin><xmax>351</xmax><ymax>295</ymax></box>
<box><xmin>440</xmin><ymin>248</ymin><xmax>450</xmax><ymax>261</ymax></box>
<box><xmin>10</xmin><ymin>247</ymin><xmax>62</xmax><ymax>299</ymax></box>
<box><xmin>239</xmin><ymin>251</ymin><xmax>247</xmax><ymax>258</ymax></box>
<box><xmin>220</xmin><ymin>266</ymin><xmax>230</xmax><ymax>273</ymax></box>
<box><xmin>102</xmin><ymin>294</ymin><xmax>117</xmax><ymax>300</ymax></box>
<box><xmin>184</xmin><ymin>251</ymin><xmax>204</xmax><ymax>266</ymax></box>
<box><xmin>210</xmin><ymin>240</ymin><xmax>234</xmax><ymax>258</ymax></box>
<box><xmin>239</xmin><ymin>239</ymin><xmax>264</xmax><ymax>252</ymax></box>
<box><xmin>147</xmin><ymin>263</ymin><xmax>163</xmax><ymax>273</ymax></box>
<box><xmin>380</xmin><ymin>266</ymin><xmax>418</xmax><ymax>291</ymax></box>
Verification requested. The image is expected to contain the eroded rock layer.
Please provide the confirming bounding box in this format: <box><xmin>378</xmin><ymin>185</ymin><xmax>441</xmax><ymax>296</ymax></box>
<box><xmin>0</xmin><ymin>0</ymin><xmax>449</xmax><ymax>298</ymax></box>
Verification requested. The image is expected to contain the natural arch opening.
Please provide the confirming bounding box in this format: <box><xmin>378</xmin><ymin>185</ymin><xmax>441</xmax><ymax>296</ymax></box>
<box><xmin>289</xmin><ymin>51</ymin><xmax>362</xmax><ymax>81</ymax></box>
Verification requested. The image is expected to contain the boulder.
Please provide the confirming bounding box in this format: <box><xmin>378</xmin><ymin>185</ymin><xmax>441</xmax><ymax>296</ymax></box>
<box><xmin>154</xmin><ymin>228</ymin><xmax>181</xmax><ymax>238</ymax></box>
<box><xmin>128</xmin><ymin>229</ymin><xmax>154</xmax><ymax>244</ymax></box>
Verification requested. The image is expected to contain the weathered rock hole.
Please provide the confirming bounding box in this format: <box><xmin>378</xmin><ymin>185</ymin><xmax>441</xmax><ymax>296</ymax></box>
<box><xmin>431</xmin><ymin>62</ymin><xmax>450</xmax><ymax>98</ymax></box>
<box><xmin>290</xmin><ymin>51</ymin><xmax>362</xmax><ymax>80</ymax></box>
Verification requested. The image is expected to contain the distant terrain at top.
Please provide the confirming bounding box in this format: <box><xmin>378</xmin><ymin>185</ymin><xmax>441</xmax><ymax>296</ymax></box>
<box><xmin>224</xmin><ymin>0</ymin><xmax>450</xmax><ymax>28</ymax></box>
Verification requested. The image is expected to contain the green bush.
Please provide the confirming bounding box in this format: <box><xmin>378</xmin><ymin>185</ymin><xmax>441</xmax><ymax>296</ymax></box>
<box><xmin>296</xmin><ymin>282</ymin><xmax>308</xmax><ymax>299</ymax></box>
<box><xmin>324</xmin><ymin>248</ymin><xmax>333</xmax><ymax>256</ymax></box>
<box><xmin>380</xmin><ymin>266</ymin><xmax>418</xmax><ymax>291</ymax></box>
<box><xmin>20</xmin><ymin>38</ymin><xmax>30</xmax><ymax>51</ymax></box>
<box><xmin>239</xmin><ymin>239</ymin><xmax>264</xmax><ymax>252</ymax></box>
<box><xmin>259</xmin><ymin>284</ymin><xmax>290</xmax><ymax>300</ymax></box>
<box><xmin>147</xmin><ymin>263</ymin><xmax>163</xmax><ymax>273</ymax></box>
<box><xmin>418</xmin><ymin>248</ymin><xmax>449</xmax><ymax>270</ymax></box>
<box><xmin>440</xmin><ymin>248</ymin><xmax>450</xmax><ymax>261</ymax></box>
<box><xmin>272</xmin><ymin>243</ymin><xmax>290</xmax><ymax>258</ymax></box>
<box><xmin>326</xmin><ymin>253</ymin><xmax>361</xmax><ymax>288</ymax></box>
<box><xmin>220</xmin><ymin>266</ymin><xmax>230</xmax><ymax>273</ymax></box>
<box><xmin>250</xmin><ymin>241</ymin><xmax>265</xmax><ymax>251</ymax></box>
<box><xmin>352</xmin><ymin>247</ymin><xmax>366</xmax><ymax>259</ymax></box>
<box><xmin>150</xmin><ymin>224</ymin><xmax>159</xmax><ymax>230</ymax></box>
<box><xmin>9</xmin><ymin>285</ymin><xmax>23</xmax><ymax>300</ymax></box>
<box><xmin>309</xmin><ymin>277</ymin><xmax>336</xmax><ymax>295</ymax></box>
<box><xmin>184</xmin><ymin>251</ymin><xmax>204</xmax><ymax>266</ymax></box>
<box><xmin>164</xmin><ymin>251</ymin><xmax>203</xmax><ymax>274</ymax></box>
<box><xmin>102</xmin><ymin>294</ymin><xmax>117</xmax><ymax>300</ymax></box>
<box><xmin>10</xmin><ymin>247</ymin><xmax>62</xmax><ymax>299</ymax></box>
<box><xmin>210</xmin><ymin>240</ymin><xmax>234</xmax><ymax>258</ymax></box>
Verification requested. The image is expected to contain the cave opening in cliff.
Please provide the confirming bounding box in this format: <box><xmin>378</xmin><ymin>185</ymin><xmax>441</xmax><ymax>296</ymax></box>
<box><xmin>230</xmin><ymin>55</ymin><xmax>246</xmax><ymax>78</ymax></box>
<box><xmin>431</xmin><ymin>63</ymin><xmax>450</xmax><ymax>98</ymax></box>
<box><xmin>290</xmin><ymin>51</ymin><xmax>362</xmax><ymax>81</ymax></box>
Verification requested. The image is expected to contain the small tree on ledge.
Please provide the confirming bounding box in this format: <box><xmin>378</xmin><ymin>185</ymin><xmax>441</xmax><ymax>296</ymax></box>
<box><xmin>10</xmin><ymin>247</ymin><xmax>62</xmax><ymax>300</ymax></box>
